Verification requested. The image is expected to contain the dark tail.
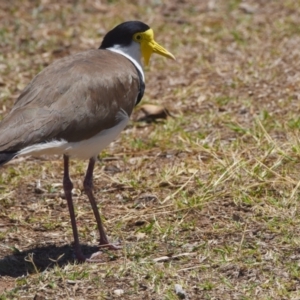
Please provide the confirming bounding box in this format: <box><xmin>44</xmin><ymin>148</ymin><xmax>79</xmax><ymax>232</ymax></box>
<box><xmin>0</xmin><ymin>152</ymin><xmax>17</xmax><ymax>166</ymax></box>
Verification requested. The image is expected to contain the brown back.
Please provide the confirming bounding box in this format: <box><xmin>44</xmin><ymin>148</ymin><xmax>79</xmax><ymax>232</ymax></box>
<box><xmin>0</xmin><ymin>49</ymin><xmax>140</xmax><ymax>152</ymax></box>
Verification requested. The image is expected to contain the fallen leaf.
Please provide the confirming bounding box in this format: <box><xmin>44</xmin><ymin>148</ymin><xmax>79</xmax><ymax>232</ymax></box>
<box><xmin>153</xmin><ymin>252</ymin><xmax>197</xmax><ymax>262</ymax></box>
<box><xmin>137</xmin><ymin>104</ymin><xmax>173</xmax><ymax>122</ymax></box>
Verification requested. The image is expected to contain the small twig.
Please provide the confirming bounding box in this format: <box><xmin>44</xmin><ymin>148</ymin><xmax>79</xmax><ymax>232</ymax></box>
<box><xmin>24</xmin><ymin>253</ymin><xmax>39</xmax><ymax>274</ymax></box>
<box><xmin>213</xmin><ymin>160</ymin><xmax>240</xmax><ymax>188</ymax></box>
<box><xmin>48</xmin><ymin>253</ymin><xmax>65</xmax><ymax>263</ymax></box>
<box><xmin>238</xmin><ymin>224</ymin><xmax>247</xmax><ymax>254</ymax></box>
<box><xmin>178</xmin><ymin>265</ymin><xmax>205</xmax><ymax>272</ymax></box>
<box><xmin>288</xmin><ymin>179</ymin><xmax>300</xmax><ymax>203</ymax></box>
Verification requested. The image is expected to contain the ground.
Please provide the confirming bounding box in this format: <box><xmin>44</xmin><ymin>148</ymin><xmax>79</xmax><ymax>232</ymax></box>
<box><xmin>1</xmin><ymin>0</ymin><xmax>300</xmax><ymax>299</ymax></box>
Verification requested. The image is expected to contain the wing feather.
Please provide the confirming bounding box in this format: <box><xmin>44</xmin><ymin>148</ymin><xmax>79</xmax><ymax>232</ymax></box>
<box><xmin>0</xmin><ymin>50</ymin><xmax>140</xmax><ymax>152</ymax></box>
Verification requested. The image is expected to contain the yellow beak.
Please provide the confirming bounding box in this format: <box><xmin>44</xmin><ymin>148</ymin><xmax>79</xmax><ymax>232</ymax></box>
<box><xmin>140</xmin><ymin>29</ymin><xmax>175</xmax><ymax>66</ymax></box>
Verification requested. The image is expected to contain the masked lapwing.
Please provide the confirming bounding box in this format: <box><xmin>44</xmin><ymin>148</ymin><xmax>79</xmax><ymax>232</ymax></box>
<box><xmin>0</xmin><ymin>21</ymin><xmax>175</xmax><ymax>262</ymax></box>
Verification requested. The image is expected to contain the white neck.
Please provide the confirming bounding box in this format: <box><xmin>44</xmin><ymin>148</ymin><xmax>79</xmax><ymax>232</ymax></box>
<box><xmin>107</xmin><ymin>42</ymin><xmax>145</xmax><ymax>81</ymax></box>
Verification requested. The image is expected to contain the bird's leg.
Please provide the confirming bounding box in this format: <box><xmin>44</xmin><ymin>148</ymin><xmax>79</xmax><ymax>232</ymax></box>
<box><xmin>63</xmin><ymin>155</ymin><xmax>86</xmax><ymax>262</ymax></box>
<box><xmin>83</xmin><ymin>157</ymin><xmax>121</xmax><ymax>250</ymax></box>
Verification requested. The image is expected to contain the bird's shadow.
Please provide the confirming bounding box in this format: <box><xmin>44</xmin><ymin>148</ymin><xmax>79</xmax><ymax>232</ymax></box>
<box><xmin>0</xmin><ymin>244</ymin><xmax>99</xmax><ymax>277</ymax></box>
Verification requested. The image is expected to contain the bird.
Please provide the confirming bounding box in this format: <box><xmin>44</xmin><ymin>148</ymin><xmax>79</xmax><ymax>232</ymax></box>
<box><xmin>0</xmin><ymin>21</ymin><xmax>175</xmax><ymax>262</ymax></box>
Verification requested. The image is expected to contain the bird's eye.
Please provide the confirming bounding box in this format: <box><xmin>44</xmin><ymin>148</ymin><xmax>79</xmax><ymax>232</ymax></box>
<box><xmin>136</xmin><ymin>35</ymin><xmax>141</xmax><ymax>40</ymax></box>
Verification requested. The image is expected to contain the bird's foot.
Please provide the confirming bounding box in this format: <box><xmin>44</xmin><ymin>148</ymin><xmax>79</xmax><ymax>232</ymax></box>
<box><xmin>73</xmin><ymin>246</ymin><xmax>104</xmax><ymax>263</ymax></box>
<box><xmin>74</xmin><ymin>243</ymin><xmax>121</xmax><ymax>263</ymax></box>
<box><xmin>84</xmin><ymin>246</ymin><xmax>121</xmax><ymax>262</ymax></box>
<box><xmin>98</xmin><ymin>242</ymin><xmax>122</xmax><ymax>250</ymax></box>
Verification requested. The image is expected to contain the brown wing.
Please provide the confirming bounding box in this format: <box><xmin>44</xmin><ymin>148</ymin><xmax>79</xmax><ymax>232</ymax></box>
<box><xmin>0</xmin><ymin>50</ymin><xmax>140</xmax><ymax>152</ymax></box>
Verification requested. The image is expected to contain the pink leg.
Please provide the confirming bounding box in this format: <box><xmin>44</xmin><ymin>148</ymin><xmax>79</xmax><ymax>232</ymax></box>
<box><xmin>63</xmin><ymin>155</ymin><xmax>86</xmax><ymax>262</ymax></box>
<box><xmin>83</xmin><ymin>157</ymin><xmax>120</xmax><ymax>250</ymax></box>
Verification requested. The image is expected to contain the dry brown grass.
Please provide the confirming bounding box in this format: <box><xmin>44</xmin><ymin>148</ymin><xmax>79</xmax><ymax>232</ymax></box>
<box><xmin>1</xmin><ymin>0</ymin><xmax>300</xmax><ymax>299</ymax></box>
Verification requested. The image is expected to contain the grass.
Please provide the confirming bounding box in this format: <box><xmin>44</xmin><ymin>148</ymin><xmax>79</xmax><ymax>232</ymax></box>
<box><xmin>1</xmin><ymin>0</ymin><xmax>300</xmax><ymax>299</ymax></box>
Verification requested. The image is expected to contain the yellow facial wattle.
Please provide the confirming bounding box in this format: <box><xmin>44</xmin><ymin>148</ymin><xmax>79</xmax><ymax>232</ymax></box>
<box><xmin>133</xmin><ymin>29</ymin><xmax>175</xmax><ymax>66</ymax></box>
